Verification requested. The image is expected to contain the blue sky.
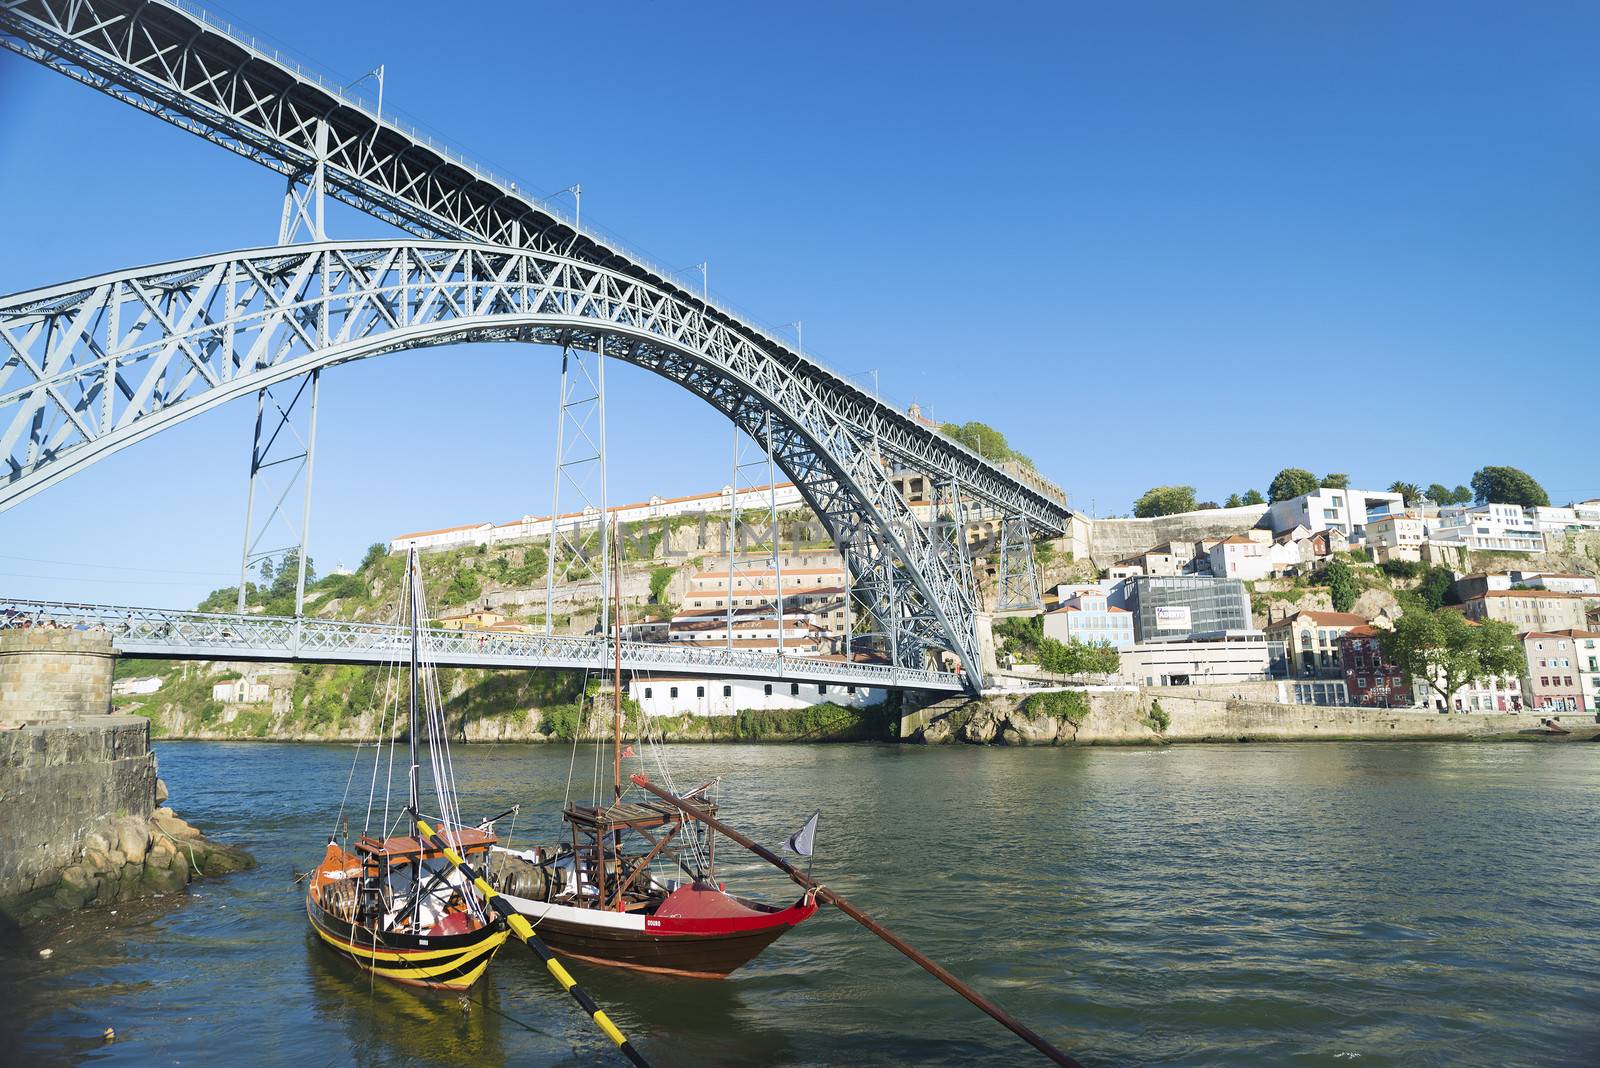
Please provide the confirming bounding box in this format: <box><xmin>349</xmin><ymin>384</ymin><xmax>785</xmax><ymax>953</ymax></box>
<box><xmin>3</xmin><ymin>0</ymin><xmax>1598</xmax><ymax>608</ymax></box>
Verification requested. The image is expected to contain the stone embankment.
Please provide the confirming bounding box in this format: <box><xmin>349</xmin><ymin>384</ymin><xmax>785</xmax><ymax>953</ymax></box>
<box><xmin>903</xmin><ymin>689</ymin><xmax>1587</xmax><ymax>746</ymax></box>
<box><xmin>0</xmin><ymin>630</ymin><xmax>254</xmax><ymax>929</ymax></box>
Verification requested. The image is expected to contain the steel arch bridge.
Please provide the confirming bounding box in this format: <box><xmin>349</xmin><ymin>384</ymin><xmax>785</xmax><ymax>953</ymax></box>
<box><xmin>0</xmin><ymin>0</ymin><xmax>1076</xmax><ymax>691</ymax></box>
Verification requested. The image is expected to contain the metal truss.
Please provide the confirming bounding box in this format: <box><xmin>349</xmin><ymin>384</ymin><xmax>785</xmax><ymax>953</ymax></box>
<box><xmin>544</xmin><ymin>345</ymin><xmax>609</xmax><ymax>635</ymax></box>
<box><xmin>235</xmin><ymin>371</ymin><xmax>317</xmax><ymax>614</ymax></box>
<box><xmin>0</xmin><ymin>0</ymin><xmax>1071</xmax><ymax>538</ymax></box>
<box><xmin>995</xmin><ymin>514</ymin><xmax>1042</xmax><ymax>612</ymax></box>
<box><xmin>723</xmin><ymin>414</ymin><xmax>788</xmax><ymax>655</ymax></box>
<box><xmin>931</xmin><ymin>478</ymin><xmax>977</xmax><ymax>608</ymax></box>
<box><xmin>0</xmin><ymin>242</ymin><xmax>987</xmax><ymax>683</ymax></box>
<box><xmin>0</xmin><ymin>599</ymin><xmax>964</xmax><ymax>692</ymax></box>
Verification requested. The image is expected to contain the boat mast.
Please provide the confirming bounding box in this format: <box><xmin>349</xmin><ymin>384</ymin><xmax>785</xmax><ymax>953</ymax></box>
<box><xmin>612</xmin><ymin>517</ymin><xmax>623</xmax><ymax>801</ymax></box>
<box><xmin>407</xmin><ymin>547</ymin><xmax>421</xmax><ymax>839</ymax></box>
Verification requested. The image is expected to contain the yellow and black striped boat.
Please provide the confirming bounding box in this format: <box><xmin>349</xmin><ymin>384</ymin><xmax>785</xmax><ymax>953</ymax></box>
<box><xmin>306</xmin><ymin>833</ymin><xmax>509</xmax><ymax>991</ymax></box>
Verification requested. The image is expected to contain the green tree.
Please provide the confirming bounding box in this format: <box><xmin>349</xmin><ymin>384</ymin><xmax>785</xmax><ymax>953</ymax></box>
<box><xmin>1428</xmin><ymin>483</ymin><xmax>1472</xmax><ymax>505</ymax></box>
<box><xmin>648</xmin><ymin>565</ymin><xmax>676</xmax><ymax>603</ymax></box>
<box><xmin>1224</xmin><ymin>494</ymin><xmax>1243</xmax><ymax>509</ymax></box>
<box><xmin>1414</xmin><ymin>566</ymin><xmax>1455</xmax><ymax>611</ymax></box>
<box><xmin>1320</xmin><ymin>472</ymin><xmax>1350</xmax><ymax>489</ymax></box>
<box><xmin>1133</xmin><ymin>485</ymin><xmax>1198</xmax><ymax>518</ymax></box>
<box><xmin>1268</xmin><ymin>468</ymin><xmax>1319</xmax><ymax>503</ymax></box>
<box><xmin>1470</xmin><ymin>466</ymin><xmax>1550</xmax><ymax>508</ymax></box>
<box><xmin>1388</xmin><ymin>481</ymin><xmax>1422</xmax><ymax>506</ymax></box>
<box><xmin>359</xmin><ymin>542</ymin><xmax>387</xmax><ymax>572</ymax></box>
<box><xmin>1316</xmin><ymin>559</ymin><xmax>1358</xmax><ymax>612</ymax></box>
<box><xmin>445</xmin><ymin>570</ymin><xmax>482</xmax><ymax>605</ymax></box>
<box><xmin>941</xmin><ymin>421</ymin><xmax>1034</xmax><ymax>469</ymax></box>
<box><xmin>1378</xmin><ymin>611</ymin><xmax>1523</xmax><ymax>708</ymax></box>
<box><xmin>1196</xmin><ymin>500</ymin><xmax>1220</xmax><ymax>510</ymax></box>
<box><xmin>1241</xmin><ymin>489</ymin><xmax>1265</xmax><ymax>506</ymax></box>
<box><xmin>1037</xmin><ymin>637</ymin><xmax>1121</xmax><ymax>676</ymax></box>
<box><xmin>270</xmin><ymin>548</ymin><xmax>315</xmax><ymax>599</ymax></box>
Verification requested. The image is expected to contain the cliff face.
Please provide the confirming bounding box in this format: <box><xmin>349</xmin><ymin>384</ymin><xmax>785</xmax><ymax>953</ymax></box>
<box><xmin>118</xmin><ymin>660</ymin><xmax>890</xmax><ymax>744</ymax></box>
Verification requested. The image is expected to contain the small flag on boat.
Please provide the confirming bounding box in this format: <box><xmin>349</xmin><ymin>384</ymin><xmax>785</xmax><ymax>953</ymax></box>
<box><xmin>785</xmin><ymin>810</ymin><xmax>820</xmax><ymax>857</ymax></box>
<box><xmin>622</xmin><ymin>744</ymin><xmax>635</xmax><ymax>758</ymax></box>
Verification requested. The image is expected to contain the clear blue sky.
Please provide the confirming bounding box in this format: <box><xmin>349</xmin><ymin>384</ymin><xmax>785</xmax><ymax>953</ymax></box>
<box><xmin>3</xmin><ymin>0</ymin><xmax>1598</xmax><ymax>608</ymax></box>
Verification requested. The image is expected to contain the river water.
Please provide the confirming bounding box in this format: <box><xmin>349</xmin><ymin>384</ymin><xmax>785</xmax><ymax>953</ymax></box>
<box><xmin>4</xmin><ymin>740</ymin><xmax>1598</xmax><ymax>1066</ymax></box>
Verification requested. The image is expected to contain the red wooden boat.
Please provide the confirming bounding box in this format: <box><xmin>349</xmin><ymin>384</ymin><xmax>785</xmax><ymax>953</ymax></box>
<box><xmin>483</xmin><ymin>521</ymin><xmax>817</xmax><ymax>977</ymax></box>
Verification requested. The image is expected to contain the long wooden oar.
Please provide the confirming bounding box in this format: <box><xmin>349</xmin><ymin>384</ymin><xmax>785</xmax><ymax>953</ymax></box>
<box><xmin>411</xmin><ymin>814</ymin><xmax>651</xmax><ymax>1068</ymax></box>
<box><xmin>629</xmin><ymin>774</ymin><xmax>1084</xmax><ymax>1067</ymax></box>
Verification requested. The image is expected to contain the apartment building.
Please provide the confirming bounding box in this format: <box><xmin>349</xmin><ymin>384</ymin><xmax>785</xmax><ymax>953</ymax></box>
<box><xmin>1461</xmin><ymin>590</ymin><xmax>1588</xmax><ymax>633</ymax></box>
<box><xmin>1264</xmin><ymin>610</ymin><xmax>1368</xmax><ymax>679</ymax></box>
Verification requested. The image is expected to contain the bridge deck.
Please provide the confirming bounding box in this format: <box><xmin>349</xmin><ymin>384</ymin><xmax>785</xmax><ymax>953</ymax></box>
<box><xmin>2</xmin><ymin>600</ymin><xmax>965</xmax><ymax>693</ymax></box>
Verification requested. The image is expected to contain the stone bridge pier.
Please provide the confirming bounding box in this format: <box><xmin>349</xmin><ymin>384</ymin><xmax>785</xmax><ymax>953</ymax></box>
<box><xmin>0</xmin><ymin>630</ymin><xmax>160</xmax><ymax>921</ymax></box>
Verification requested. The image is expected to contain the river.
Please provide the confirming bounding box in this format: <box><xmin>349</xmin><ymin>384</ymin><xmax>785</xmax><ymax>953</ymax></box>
<box><xmin>3</xmin><ymin>740</ymin><xmax>1598</xmax><ymax>1066</ymax></box>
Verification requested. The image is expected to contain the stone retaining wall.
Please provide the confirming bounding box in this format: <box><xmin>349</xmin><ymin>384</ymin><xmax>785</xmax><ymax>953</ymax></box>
<box><xmin>905</xmin><ymin>689</ymin><xmax>1580</xmax><ymax>746</ymax></box>
<box><xmin>0</xmin><ymin>716</ymin><xmax>156</xmax><ymax>904</ymax></box>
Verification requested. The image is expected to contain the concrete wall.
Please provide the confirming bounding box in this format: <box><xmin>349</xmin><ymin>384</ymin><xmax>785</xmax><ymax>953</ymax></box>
<box><xmin>1084</xmin><ymin>505</ymin><xmax>1270</xmax><ymax>567</ymax></box>
<box><xmin>0</xmin><ymin>630</ymin><xmax>115</xmax><ymax>722</ymax></box>
<box><xmin>0</xmin><ymin>716</ymin><xmax>156</xmax><ymax>903</ymax></box>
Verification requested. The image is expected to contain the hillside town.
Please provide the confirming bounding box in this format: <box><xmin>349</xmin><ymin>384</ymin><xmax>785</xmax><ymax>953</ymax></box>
<box><xmin>368</xmin><ymin>426</ymin><xmax>1600</xmax><ymax>721</ymax></box>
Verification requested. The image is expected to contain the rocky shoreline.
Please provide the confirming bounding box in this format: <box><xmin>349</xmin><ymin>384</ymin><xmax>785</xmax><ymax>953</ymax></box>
<box><xmin>3</xmin><ymin>786</ymin><xmax>254</xmax><ymax>928</ymax></box>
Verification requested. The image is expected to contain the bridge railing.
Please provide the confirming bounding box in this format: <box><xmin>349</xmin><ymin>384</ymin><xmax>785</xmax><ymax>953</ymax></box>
<box><xmin>0</xmin><ymin>599</ymin><xmax>963</xmax><ymax>690</ymax></box>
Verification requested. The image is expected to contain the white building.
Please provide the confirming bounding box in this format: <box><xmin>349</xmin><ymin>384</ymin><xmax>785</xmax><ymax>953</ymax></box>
<box><xmin>1266</xmin><ymin>488</ymin><xmax>1405</xmax><ymax>541</ymax></box>
<box><xmin>1366</xmin><ymin>512</ymin><xmax>1426</xmax><ymax>562</ymax></box>
<box><xmin>212</xmin><ymin>675</ymin><xmax>271</xmax><ymax>704</ymax></box>
<box><xmin>1119</xmin><ymin>635</ymin><xmax>1273</xmax><ymax>687</ymax></box>
<box><xmin>1206</xmin><ymin>535</ymin><xmax>1272</xmax><ymax>581</ymax></box>
<box><xmin>391</xmin><ymin>482</ymin><xmax>807</xmax><ymax>553</ymax></box>
<box><xmin>1430</xmin><ymin>503</ymin><xmax>1544</xmax><ymax>554</ymax></box>
<box><xmin>1043</xmin><ymin>590</ymin><xmax>1135</xmax><ymax>650</ymax></box>
<box><xmin>112</xmin><ymin>676</ymin><xmax>164</xmax><ymax>696</ymax></box>
<box><xmin>1513</xmin><ymin>572</ymin><xmax>1600</xmax><ymax>595</ymax></box>
<box><xmin>629</xmin><ymin>674</ymin><xmax>885</xmax><ymax>717</ymax></box>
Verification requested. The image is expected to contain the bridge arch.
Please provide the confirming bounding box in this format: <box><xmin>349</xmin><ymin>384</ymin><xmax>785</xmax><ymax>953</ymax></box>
<box><xmin>1</xmin><ymin>241</ymin><xmax>982</xmax><ymax>681</ymax></box>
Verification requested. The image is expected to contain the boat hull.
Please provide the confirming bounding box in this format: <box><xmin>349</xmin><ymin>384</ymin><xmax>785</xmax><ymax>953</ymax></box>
<box><xmin>502</xmin><ymin>892</ymin><xmax>817</xmax><ymax>979</ymax></box>
<box><xmin>306</xmin><ymin>894</ymin><xmax>508</xmax><ymax>991</ymax></box>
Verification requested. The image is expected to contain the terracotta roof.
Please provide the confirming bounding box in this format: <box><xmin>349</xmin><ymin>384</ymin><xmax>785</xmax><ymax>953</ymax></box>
<box><xmin>1343</xmin><ymin>625</ymin><xmax>1381</xmax><ymax>638</ymax></box>
<box><xmin>1525</xmin><ymin>629</ymin><xmax>1600</xmax><ymax>640</ymax></box>
<box><xmin>1267</xmin><ymin>610</ymin><xmax>1367</xmax><ymax>629</ymax></box>
<box><xmin>392</xmin><ymin>521</ymin><xmax>492</xmax><ymax>540</ymax></box>
<box><xmin>1217</xmin><ymin>535</ymin><xmax>1257</xmax><ymax>545</ymax></box>
<box><xmin>1474</xmin><ymin>590</ymin><xmax>1588</xmax><ymax>600</ymax></box>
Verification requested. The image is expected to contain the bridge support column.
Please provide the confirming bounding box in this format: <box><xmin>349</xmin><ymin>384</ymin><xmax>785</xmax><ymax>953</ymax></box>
<box><xmin>544</xmin><ymin>344</ymin><xmax>609</xmax><ymax>635</ymax></box>
<box><xmin>0</xmin><ymin>629</ymin><xmax>115</xmax><ymax>724</ymax></box>
<box><xmin>235</xmin><ymin>369</ymin><xmax>321</xmax><ymax>615</ymax></box>
<box><xmin>995</xmin><ymin>514</ymin><xmax>1042</xmax><ymax>612</ymax></box>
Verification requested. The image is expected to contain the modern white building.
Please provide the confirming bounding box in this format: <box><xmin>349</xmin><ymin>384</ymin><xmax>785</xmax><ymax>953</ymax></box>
<box><xmin>112</xmin><ymin>676</ymin><xmax>164</xmax><ymax>696</ymax></box>
<box><xmin>628</xmin><ymin>675</ymin><xmax>885</xmax><ymax>717</ymax></box>
<box><xmin>1043</xmin><ymin>590</ymin><xmax>1135</xmax><ymax>650</ymax></box>
<box><xmin>1266</xmin><ymin>488</ymin><xmax>1405</xmax><ymax>541</ymax></box>
<box><xmin>1430</xmin><ymin>503</ymin><xmax>1545</xmax><ymax>554</ymax></box>
<box><xmin>1513</xmin><ymin>572</ymin><xmax>1600</xmax><ymax>595</ymax></box>
<box><xmin>1119</xmin><ymin>635</ymin><xmax>1273</xmax><ymax>687</ymax></box>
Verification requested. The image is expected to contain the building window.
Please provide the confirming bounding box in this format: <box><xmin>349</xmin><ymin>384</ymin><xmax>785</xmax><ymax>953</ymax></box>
<box><xmin>644</xmin><ymin>687</ymin><xmax>653</xmax><ymax>699</ymax></box>
<box><xmin>670</xmin><ymin>686</ymin><xmax>679</xmax><ymax>699</ymax></box>
<box><xmin>723</xmin><ymin>685</ymin><xmax>732</xmax><ymax>697</ymax></box>
<box><xmin>790</xmin><ymin>683</ymin><xmax>800</xmax><ymax>695</ymax></box>
<box><xmin>818</xmin><ymin>684</ymin><xmax>828</xmax><ymax>694</ymax></box>
<box><xmin>847</xmin><ymin>685</ymin><xmax>856</xmax><ymax>694</ymax></box>
<box><xmin>696</xmin><ymin>686</ymin><xmax>705</xmax><ymax>698</ymax></box>
<box><xmin>764</xmin><ymin>683</ymin><xmax>773</xmax><ymax>696</ymax></box>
